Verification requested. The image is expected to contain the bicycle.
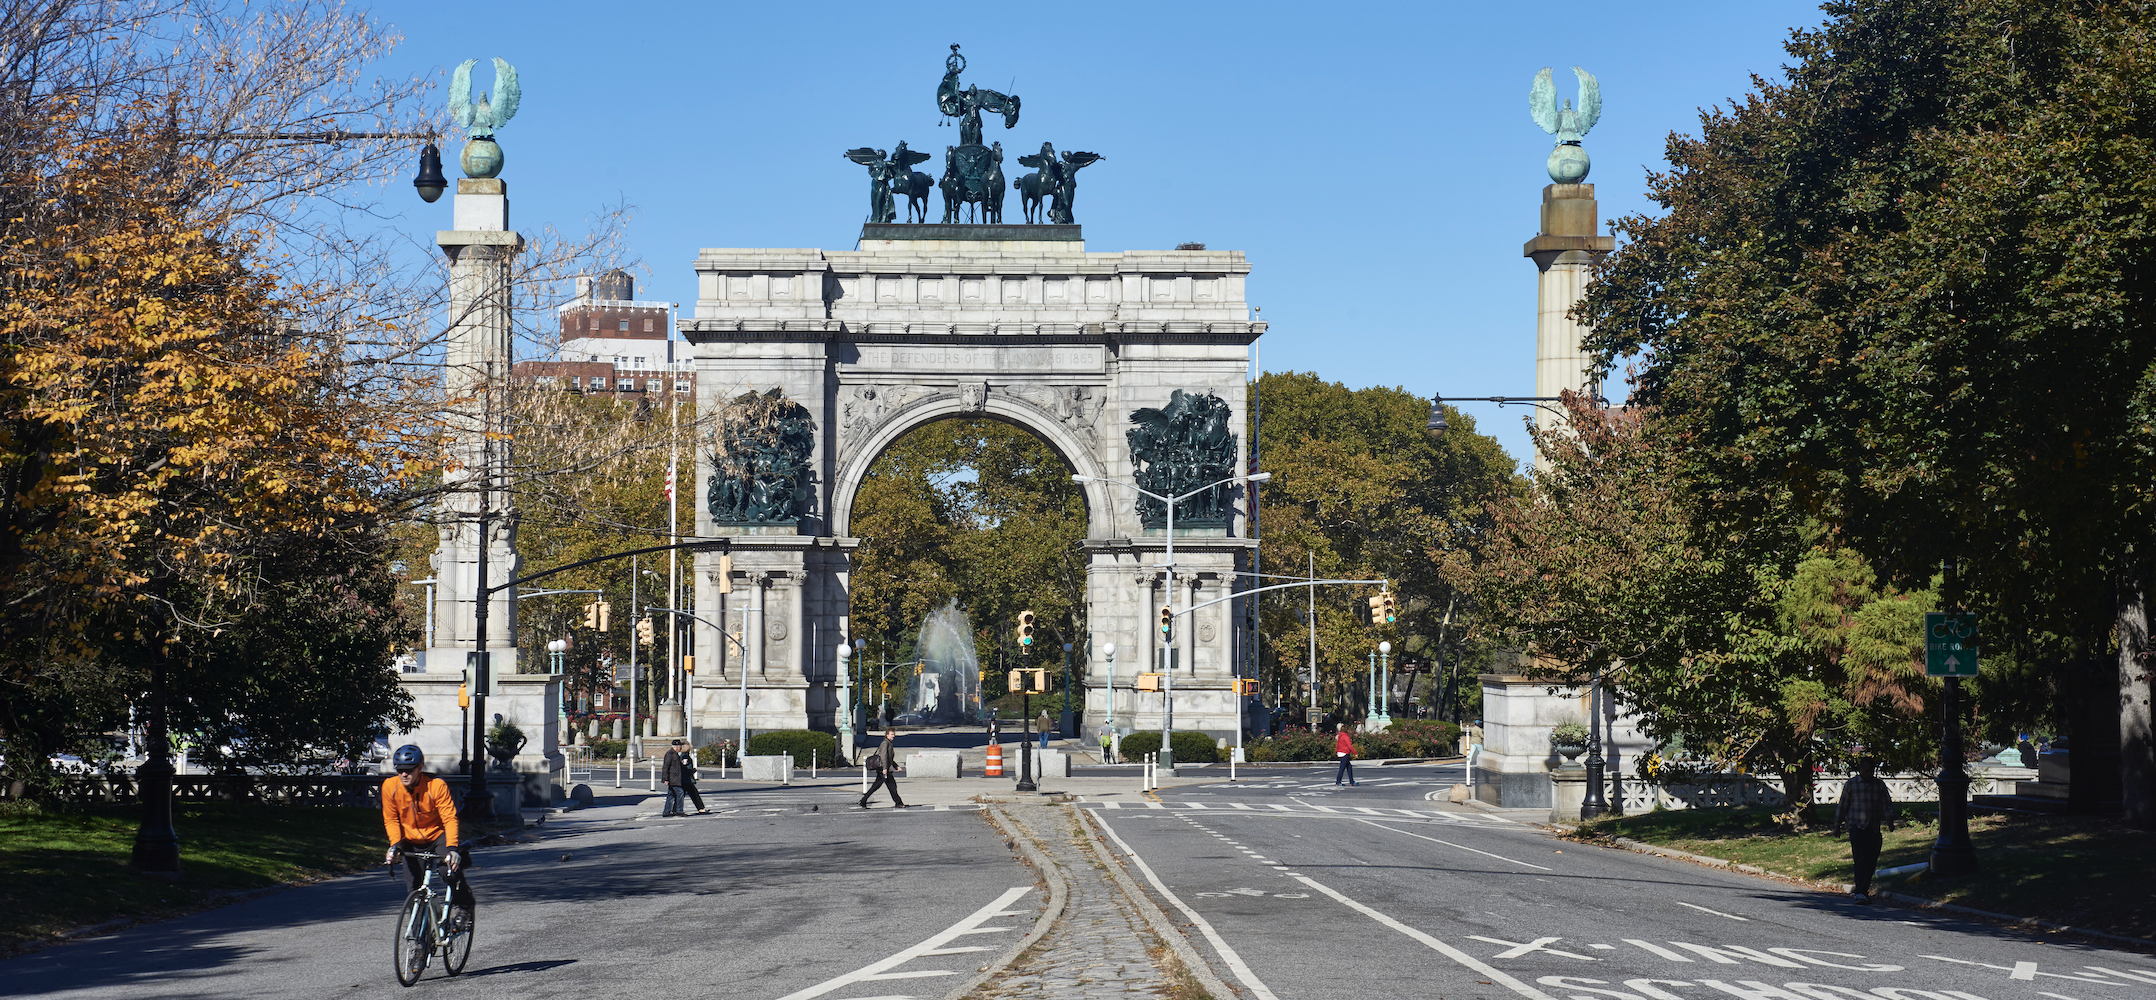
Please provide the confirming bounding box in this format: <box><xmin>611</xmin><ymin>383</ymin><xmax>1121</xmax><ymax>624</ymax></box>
<box><xmin>389</xmin><ymin>850</ymin><xmax>473</xmax><ymax>986</ymax></box>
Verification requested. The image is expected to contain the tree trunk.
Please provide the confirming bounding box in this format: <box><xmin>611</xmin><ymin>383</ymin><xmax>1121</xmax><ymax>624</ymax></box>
<box><xmin>1779</xmin><ymin>766</ymin><xmax>1816</xmax><ymax>830</ymax></box>
<box><xmin>2123</xmin><ymin>575</ymin><xmax>2156</xmax><ymax>829</ymax></box>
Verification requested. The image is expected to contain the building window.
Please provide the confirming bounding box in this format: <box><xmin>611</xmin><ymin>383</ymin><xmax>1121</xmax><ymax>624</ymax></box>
<box><xmin>644</xmin><ymin>318</ymin><xmax>654</xmax><ymax>332</ymax></box>
<box><xmin>619</xmin><ymin>319</ymin><xmax>629</xmax><ymax>331</ymax></box>
<box><xmin>674</xmin><ymin>381</ymin><xmax>690</xmax><ymax>394</ymax></box>
<box><xmin>634</xmin><ymin>357</ymin><xmax>646</xmax><ymax>368</ymax></box>
<box><xmin>646</xmin><ymin>380</ymin><xmax>661</xmax><ymax>392</ymax></box>
<box><xmin>588</xmin><ymin>377</ymin><xmax>605</xmax><ymax>390</ymax></box>
<box><xmin>617</xmin><ymin>379</ymin><xmax>634</xmax><ymax>391</ymax></box>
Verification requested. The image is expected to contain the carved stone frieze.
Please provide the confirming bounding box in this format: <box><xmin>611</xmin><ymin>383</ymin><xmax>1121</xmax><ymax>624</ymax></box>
<box><xmin>1003</xmin><ymin>383</ymin><xmax>1105</xmax><ymax>444</ymax></box>
<box><xmin>839</xmin><ymin>384</ymin><xmax>936</xmax><ymax>451</ymax></box>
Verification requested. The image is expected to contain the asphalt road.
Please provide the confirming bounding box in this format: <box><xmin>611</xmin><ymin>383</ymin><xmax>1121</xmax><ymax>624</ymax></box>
<box><xmin>1096</xmin><ymin>763</ymin><xmax>2156</xmax><ymax>1000</ymax></box>
<box><xmin>7</xmin><ymin>762</ymin><xmax>2152</xmax><ymax>1000</ymax></box>
<box><xmin>1</xmin><ymin>785</ymin><xmax>1042</xmax><ymax>1000</ymax></box>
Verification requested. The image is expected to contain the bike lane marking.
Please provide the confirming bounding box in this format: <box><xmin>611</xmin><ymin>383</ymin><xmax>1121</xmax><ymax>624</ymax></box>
<box><xmin>1350</xmin><ymin>817</ymin><xmax>1555</xmax><ymax>870</ymax></box>
<box><xmin>771</xmin><ymin>885</ymin><xmax>1034</xmax><ymax>1000</ymax></box>
<box><xmin>1288</xmin><ymin>871</ymin><xmax>1558</xmax><ymax>1000</ymax></box>
<box><xmin>1090</xmin><ymin>811</ymin><xmax>1282</xmax><ymax>1000</ymax></box>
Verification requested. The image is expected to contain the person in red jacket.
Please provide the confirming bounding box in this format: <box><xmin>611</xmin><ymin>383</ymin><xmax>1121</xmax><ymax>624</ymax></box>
<box><xmin>1334</xmin><ymin>726</ymin><xmax>1358</xmax><ymax>786</ymax></box>
<box><xmin>381</xmin><ymin>744</ymin><xmax>473</xmax><ymax>913</ymax></box>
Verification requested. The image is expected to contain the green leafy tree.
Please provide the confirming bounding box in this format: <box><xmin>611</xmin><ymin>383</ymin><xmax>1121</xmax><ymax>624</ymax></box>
<box><xmin>1252</xmin><ymin>373</ymin><xmax>1516</xmax><ymax>722</ymax></box>
<box><xmin>1576</xmin><ymin>0</ymin><xmax>2156</xmax><ymax>817</ymax></box>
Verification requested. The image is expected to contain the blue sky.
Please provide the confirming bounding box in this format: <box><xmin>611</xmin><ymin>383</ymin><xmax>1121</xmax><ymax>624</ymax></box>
<box><xmin>359</xmin><ymin>0</ymin><xmax>1828</xmax><ymax>466</ymax></box>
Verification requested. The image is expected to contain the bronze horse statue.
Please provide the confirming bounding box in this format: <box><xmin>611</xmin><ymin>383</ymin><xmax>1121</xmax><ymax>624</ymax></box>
<box><xmin>897</xmin><ymin>167</ymin><xmax>933</xmax><ymax>223</ymax></box>
<box><xmin>940</xmin><ymin>141</ymin><xmax>1007</xmax><ymax>224</ymax></box>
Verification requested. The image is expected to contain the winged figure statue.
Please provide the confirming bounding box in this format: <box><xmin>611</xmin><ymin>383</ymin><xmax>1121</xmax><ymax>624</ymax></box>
<box><xmin>1529</xmin><ymin>66</ymin><xmax>1599</xmax><ymax>144</ymax></box>
<box><xmin>450</xmin><ymin>58</ymin><xmax>521</xmax><ymax>138</ymax></box>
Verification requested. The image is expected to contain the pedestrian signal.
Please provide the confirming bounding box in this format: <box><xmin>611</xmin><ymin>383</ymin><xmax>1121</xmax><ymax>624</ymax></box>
<box><xmin>1233</xmin><ymin>678</ymin><xmax>1258</xmax><ymax>696</ymax></box>
<box><xmin>1030</xmin><ymin>669</ymin><xmax>1048</xmax><ymax>693</ymax></box>
<box><xmin>457</xmin><ymin>683</ymin><xmax>469</xmax><ymax>709</ymax></box>
<box><xmin>1017</xmin><ymin>609</ymin><xmax>1036</xmax><ymax>647</ymax></box>
<box><xmin>1159</xmin><ymin>605</ymin><xmax>1173</xmax><ymax>635</ymax></box>
<box><xmin>1008</xmin><ymin>669</ymin><xmax>1023</xmax><ymax>691</ymax></box>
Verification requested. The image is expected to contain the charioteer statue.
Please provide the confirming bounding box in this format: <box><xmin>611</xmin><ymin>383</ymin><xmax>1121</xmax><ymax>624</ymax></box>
<box><xmin>935</xmin><ymin>45</ymin><xmax>1018</xmax><ymax>224</ymax></box>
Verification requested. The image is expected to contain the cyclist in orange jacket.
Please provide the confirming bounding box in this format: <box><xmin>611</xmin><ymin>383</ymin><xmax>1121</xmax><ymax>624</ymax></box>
<box><xmin>381</xmin><ymin>744</ymin><xmax>473</xmax><ymax>912</ymax></box>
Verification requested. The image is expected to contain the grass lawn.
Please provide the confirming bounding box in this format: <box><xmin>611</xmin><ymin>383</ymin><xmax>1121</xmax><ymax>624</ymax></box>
<box><xmin>1569</xmin><ymin>805</ymin><xmax>2156</xmax><ymax>943</ymax></box>
<box><xmin>0</xmin><ymin>801</ymin><xmax>384</xmax><ymax>953</ymax></box>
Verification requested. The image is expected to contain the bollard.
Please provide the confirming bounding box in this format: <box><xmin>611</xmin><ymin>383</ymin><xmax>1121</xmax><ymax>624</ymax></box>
<box><xmin>647</xmin><ymin>756</ymin><xmax>656</xmax><ymax>792</ymax></box>
<box><xmin>811</xmin><ymin>749</ymin><xmax>817</xmax><ymax>779</ymax></box>
<box><xmin>861</xmin><ymin>763</ymin><xmax>869</xmax><ymax>795</ymax></box>
<box><xmin>614</xmin><ymin>755</ymin><xmax>622</xmax><ymax>788</ymax></box>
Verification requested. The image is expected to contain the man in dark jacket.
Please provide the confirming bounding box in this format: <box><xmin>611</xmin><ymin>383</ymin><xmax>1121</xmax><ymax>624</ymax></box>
<box><xmin>661</xmin><ymin>740</ymin><xmax>687</xmax><ymax>816</ymax></box>
<box><xmin>859</xmin><ymin>727</ymin><xmax>906</xmax><ymax>808</ymax></box>
<box><xmin>1834</xmin><ymin>756</ymin><xmax>1896</xmax><ymax>904</ymax></box>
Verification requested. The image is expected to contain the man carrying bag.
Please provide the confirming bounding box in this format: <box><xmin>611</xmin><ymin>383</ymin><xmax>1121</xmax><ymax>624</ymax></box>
<box><xmin>859</xmin><ymin>727</ymin><xmax>907</xmax><ymax>809</ymax></box>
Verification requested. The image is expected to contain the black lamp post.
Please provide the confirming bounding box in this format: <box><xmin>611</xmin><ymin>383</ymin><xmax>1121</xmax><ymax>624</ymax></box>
<box><xmin>1580</xmin><ymin>665</ymin><xmax>1609</xmax><ymax>818</ymax></box>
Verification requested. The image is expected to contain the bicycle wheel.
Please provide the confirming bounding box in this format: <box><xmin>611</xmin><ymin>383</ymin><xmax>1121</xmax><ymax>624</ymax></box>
<box><xmin>392</xmin><ymin>891</ymin><xmax>429</xmax><ymax>987</ymax></box>
<box><xmin>441</xmin><ymin>901</ymin><xmax>473</xmax><ymax>975</ymax></box>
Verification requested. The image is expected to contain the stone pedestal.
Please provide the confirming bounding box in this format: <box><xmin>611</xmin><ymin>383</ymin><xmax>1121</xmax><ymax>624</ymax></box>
<box><xmin>658</xmin><ymin>701</ymin><xmax>685</xmax><ymax>737</ymax></box>
<box><xmin>1550</xmin><ymin>764</ymin><xmax>1588</xmax><ymax>823</ymax></box>
<box><xmin>1524</xmin><ymin>183</ymin><xmax>1616</xmax><ymax>459</ymax></box>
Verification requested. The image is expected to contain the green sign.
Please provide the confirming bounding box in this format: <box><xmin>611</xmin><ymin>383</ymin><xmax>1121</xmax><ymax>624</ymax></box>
<box><xmin>1925</xmin><ymin>612</ymin><xmax>1979</xmax><ymax>677</ymax></box>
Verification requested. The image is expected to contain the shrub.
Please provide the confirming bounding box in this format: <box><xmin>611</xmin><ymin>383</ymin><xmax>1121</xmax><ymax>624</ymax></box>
<box><xmin>1386</xmin><ymin>719</ymin><xmax>1463</xmax><ymax>756</ymax></box>
<box><xmin>1117</xmin><ymin>730</ymin><xmax>1220</xmax><ymax>764</ymax></box>
<box><xmin>746</xmin><ymin>730</ymin><xmax>841</xmax><ymax>766</ymax></box>
<box><xmin>586</xmin><ymin>738</ymin><xmax>626</xmax><ymax>759</ymax></box>
<box><xmin>1248</xmin><ymin>727</ymin><xmax>1333</xmax><ymax>762</ymax></box>
<box><xmin>696</xmin><ymin>740</ymin><xmax>739</xmax><ymax>767</ymax></box>
<box><xmin>1549</xmin><ymin>721</ymin><xmax>1590</xmax><ymax>747</ymax></box>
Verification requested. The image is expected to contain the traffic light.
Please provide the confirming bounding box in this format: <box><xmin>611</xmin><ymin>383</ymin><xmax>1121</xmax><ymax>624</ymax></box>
<box><xmin>595</xmin><ymin>602</ymin><xmax>610</xmax><ymax>632</ymax></box>
<box><xmin>1135</xmin><ymin>672</ymin><xmax>1163</xmax><ymax>691</ymax></box>
<box><xmin>717</xmin><ymin>552</ymin><xmax>733</xmax><ymax>594</ymax></box>
<box><xmin>1366</xmin><ymin>595</ymin><xmax>1384</xmax><ymax>625</ymax></box>
<box><xmin>1379</xmin><ymin>591</ymin><xmax>1398</xmax><ymax>624</ymax></box>
<box><xmin>1017</xmin><ymin>609</ymin><xmax>1035</xmax><ymax>647</ymax></box>
<box><xmin>637</xmin><ymin>617</ymin><xmax>655</xmax><ymax>646</ymax></box>
<box><xmin>582</xmin><ymin>601</ymin><xmax>600</xmax><ymax>630</ymax></box>
<box><xmin>1159</xmin><ymin>605</ymin><xmax>1174</xmax><ymax>635</ymax></box>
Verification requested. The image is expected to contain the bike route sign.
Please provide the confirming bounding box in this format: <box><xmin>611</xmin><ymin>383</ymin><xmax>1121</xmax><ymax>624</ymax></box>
<box><xmin>1925</xmin><ymin>611</ymin><xmax>1979</xmax><ymax>677</ymax></box>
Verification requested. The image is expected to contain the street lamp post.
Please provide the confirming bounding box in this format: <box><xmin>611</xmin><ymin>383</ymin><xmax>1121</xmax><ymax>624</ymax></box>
<box><xmin>836</xmin><ymin>641</ymin><xmax>855</xmax><ymax>764</ymax></box>
<box><xmin>1072</xmin><ymin>471</ymin><xmax>1270</xmax><ymax>772</ymax></box>
<box><xmin>547</xmin><ymin>638</ymin><xmax>568</xmax><ymax>721</ymax></box>
<box><xmin>1581</xmin><ymin>665</ymin><xmax>1610</xmax><ymax>819</ymax></box>
<box><xmin>1378</xmin><ymin>640</ymin><xmax>1392</xmax><ymax>725</ymax></box>
<box><xmin>1060</xmin><ymin>642</ymin><xmax>1075</xmax><ymax>742</ymax></box>
<box><xmin>1101</xmin><ymin>643</ymin><xmax>1117</xmax><ymax>754</ymax></box>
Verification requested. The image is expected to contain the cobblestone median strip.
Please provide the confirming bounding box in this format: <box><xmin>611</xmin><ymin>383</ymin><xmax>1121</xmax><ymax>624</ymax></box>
<box><xmin>958</xmin><ymin>802</ymin><xmax>1223</xmax><ymax>1000</ymax></box>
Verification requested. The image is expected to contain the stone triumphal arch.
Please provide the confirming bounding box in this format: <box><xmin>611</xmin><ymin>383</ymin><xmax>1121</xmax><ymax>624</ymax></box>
<box><xmin>683</xmin><ymin>225</ymin><xmax>1266</xmax><ymax>744</ymax></box>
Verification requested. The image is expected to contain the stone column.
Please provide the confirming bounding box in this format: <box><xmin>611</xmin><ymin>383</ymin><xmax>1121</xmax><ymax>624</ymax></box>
<box><xmin>1523</xmin><ymin>184</ymin><xmax>1615</xmax><ymax>457</ymax></box>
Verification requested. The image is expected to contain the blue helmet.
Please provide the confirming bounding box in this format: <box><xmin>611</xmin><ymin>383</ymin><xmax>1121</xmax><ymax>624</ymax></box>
<box><xmin>392</xmin><ymin>744</ymin><xmax>425</xmax><ymax>772</ymax></box>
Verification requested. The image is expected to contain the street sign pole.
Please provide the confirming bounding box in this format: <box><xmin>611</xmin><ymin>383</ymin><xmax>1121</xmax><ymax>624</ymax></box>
<box><xmin>1924</xmin><ymin>612</ymin><xmax>1979</xmax><ymax>876</ymax></box>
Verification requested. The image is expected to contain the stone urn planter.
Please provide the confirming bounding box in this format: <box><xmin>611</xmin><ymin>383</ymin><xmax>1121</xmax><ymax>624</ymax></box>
<box><xmin>486</xmin><ymin>722</ymin><xmax>527</xmax><ymax>770</ymax></box>
<box><xmin>1548</xmin><ymin>721</ymin><xmax>1591</xmax><ymax>763</ymax></box>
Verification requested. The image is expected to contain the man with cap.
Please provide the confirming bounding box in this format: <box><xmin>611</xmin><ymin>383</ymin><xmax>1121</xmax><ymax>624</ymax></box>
<box><xmin>661</xmin><ymin>739</ymin><xmax>688</xmax><ymax>817</ymax></box>
<box><xmin>381</xmin><ymin>744</ymin><xmax>473</xmax><ymax>914</ymax></box>
<box><xmin>1834</xmin><ymin>754</ymin><xmax>1897</xmax><ymax>904</ymax></box>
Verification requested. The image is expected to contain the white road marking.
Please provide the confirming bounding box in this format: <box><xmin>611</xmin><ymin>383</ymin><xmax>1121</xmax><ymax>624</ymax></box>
<box><xmin>1350</xmin><ymin>819</ymin><xmax>1554</xmax><ymax>870</ymax></box>
<box><xmin>2014</xmin><ymin>962</ymin><xmax>2040</xmax><ymax>981</ymax></box>
<box><xmin>1469</xmin><ymin>935</ymin><xmax>1600</xmax><ymax>961</ymax></box>
<box><xmin>1675</xmin><ymin>900</ymin><xmax>1751</xmax><ymax>921</ymax></box>
<box><xmin>2089</xmin><ymin>967</ymin><xmax>2156</xmax><ymax>985</ymax></box>
<box><xmin>1922</xmin><ymin>956</ymin><xmax>2115</xmax><ymax>984</ymax></box>
<box><xmin>1089</xmin><ymin>812</ymin><xmax>1282</xmax><ymax>1000</ymax></box>
<box><xmin>1627</xmin><ymin>940</ymin><xmax>1696</xmax><ymax>962</ymax></box>
<box><xmin>2037</xmin><ymin>994</ymin><xmax>2082</xmax><ymax>1000</ymax></box>
<box><xmin>1291</xmin><ymin>874</ymin><xmax>1556</xmax><ymax>1000</ymax></box>
<box><xmin>1591</xmin><ymin>944</ymin><xmax>1617</xmax><ymax>950</ymax></box>
<box><xmin>772</xmin><ymin>886</ymin><xmax>1033</xmax><ymax>1000</ymax></box>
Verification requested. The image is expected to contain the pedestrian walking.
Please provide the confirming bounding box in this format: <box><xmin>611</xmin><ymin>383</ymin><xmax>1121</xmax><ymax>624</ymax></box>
<box><xmin>1098</xmin><ymin>726</ymin><xmax>1115</xmax><ymax>764</ymax></box>
<box><xmin>680</xmin><ymin>743</ymin><xmax>708</xmax><ymax>814</ymax></box>
<box><xmin>661</xmin><ymin>739</ymin><xmax>687</xmax><ymax>816</ymax></box>
<box><xmin>859</xmin><ymin>727</ymin><xmax>907</xmax><ymax>808</ymax></box>
<box><xmin>1334</xmin><ymin>726</ymin><xmax>1358</xmax><ymax>786</ymax></box>
<box><xmin>1038</xmin><ymin>709</ymin><xmax>1053</xmax><ymax>749</ymax></box>
<box><xmin>1834</xmin><ymin>756</ymin><xmax>1896</xmax><ymax>904</ymax></box>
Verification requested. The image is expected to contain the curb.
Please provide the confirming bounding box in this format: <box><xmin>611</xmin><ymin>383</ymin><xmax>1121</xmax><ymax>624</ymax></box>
<box><xmin>942</xmin><ymin>805</ymin><xmax>1069</xmax><ymax>1000</ymax></box>
<box><xmin>1592</xmin><ymin>835</ymin><xmax>2155</xmax><ymax>951</ymax></box>
<box><xmin>1074</xmin><ymin>805</ymin><xmax>1244</xmax><ymax>1000</ymax></box>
